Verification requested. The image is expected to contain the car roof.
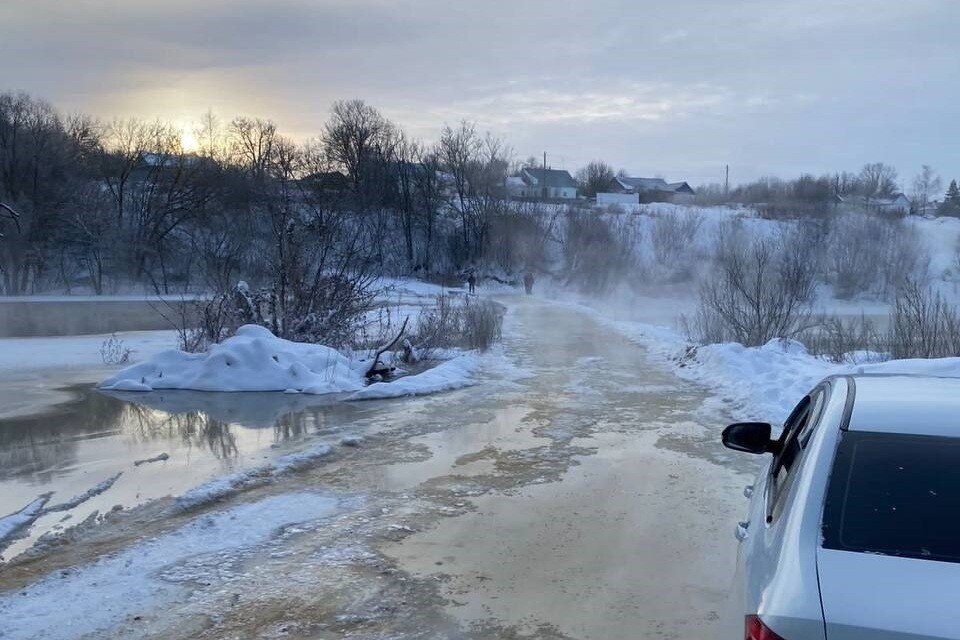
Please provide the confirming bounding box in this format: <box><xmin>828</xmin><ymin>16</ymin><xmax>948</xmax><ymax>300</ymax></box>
<box><xmin>847</xmin><ymin>374</ymin><xmax>960</xmax><ymax>437</ymax></box>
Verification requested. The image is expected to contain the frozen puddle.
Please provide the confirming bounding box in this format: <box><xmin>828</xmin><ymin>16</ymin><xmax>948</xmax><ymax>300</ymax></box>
<box><xmin>0</xmin><ymin>493</ymin><xmax>341</xmax><ymax>640</ymax></box>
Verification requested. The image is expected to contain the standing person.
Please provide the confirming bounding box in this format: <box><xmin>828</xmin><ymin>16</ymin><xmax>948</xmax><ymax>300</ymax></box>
<box><xmin>467</xmin><ymin>272</ymin><xmax>476</xmax><ymax>294</ymax></box>
<box><xmin>523</xmin><ymin>271</ymin><xmax>534</xmax><ymax>295</ymax></box>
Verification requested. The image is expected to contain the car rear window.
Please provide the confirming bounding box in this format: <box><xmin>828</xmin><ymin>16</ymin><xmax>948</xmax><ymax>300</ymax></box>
<box><xmin>822</xmin><ymin>431</ymin><xmax>960</xmax><ymax>564</ymax></box>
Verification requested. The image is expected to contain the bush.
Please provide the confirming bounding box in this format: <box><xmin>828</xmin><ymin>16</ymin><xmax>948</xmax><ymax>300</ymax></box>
<box><xmin>685</xmin><ymin>222</ymin><xmax>818</xmax><ymax>346</ymax></box>
<box><xmin>99</xmin><ymin>334</ymin><xmax>131</xmax><ymax>365</ymax></box>
<box><xmin>797</xmin><ymin>314</ymin><xmax>881</xmax><ymax>363</ymax></box>
<box><xmin>414</xmin><ymin>294</ymin><xmax>504</xmax><ymax>352</ymax></box>
<box><xmin>483</xmin><ymin>203</ymin><xmax>551</xmax><ymax>276</ymax></box>
<box><xmin>562</xmin><ymin>208</ymin><xmax>638</xmax><ymax>292</ymax></box>
<box><xmin>888</xmin><ymin>281</ymin><xmax>960</xmax><ymax>359</ymax></box>
<box><xmin>649</xmin><ymin>210</ymin><xmax>703</xmax><ymax>277</ymax></box>
<box><xmin>825</xmin><ymin>212</ymin><xmax>929</xmax><ymax>300</ymax></box>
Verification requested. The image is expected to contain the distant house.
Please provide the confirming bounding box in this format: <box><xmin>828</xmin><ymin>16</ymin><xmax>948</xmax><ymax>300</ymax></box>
<box><xmin>836</xmin><ymin>193</ymin><xmax>910</xmax><ymax>214</ymax></box>
<box><xmin>607</xmin><ymin>177</ymin><xmax>696</xmax><ymax>203</ymax></box>
<box><xmin>507</xmin><ymin>168</ymin><xmax>578</xmax><ymax>200</ymax></box>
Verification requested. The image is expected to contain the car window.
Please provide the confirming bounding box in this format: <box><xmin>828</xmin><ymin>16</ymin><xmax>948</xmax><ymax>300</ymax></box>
<box><xmin>796</xmin><ymin>391</ymin><xmax>825</xmax><ymax>448</ymax></box>
<box><xmin>822</xmin><ymin>431</ymin><xmax>960</xmax><ymax>564</ymax></box>
<box><xmin>768</xmin><ymin>388</ymin><xmax>826</xmax><ymax>521</ymax></box>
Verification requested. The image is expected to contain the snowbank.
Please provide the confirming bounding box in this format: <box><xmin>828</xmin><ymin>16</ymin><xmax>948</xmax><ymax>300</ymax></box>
<box><xmin>348</xmin><ymin>353</ymin><xmax>481</xmax><ymax>400</ymax></box>
<box><xmin>680</xmin><ymin>339</ymin><xmax>960</xmax><ymax>424</ymax></box>
<box><xmin>99</xmin><ymin>324</ymin><xmax>367</xmax><ymax>395</ymax></box>
<box><xmin>559</xmin><ymin>295</ymin><xmax>960</xmax><ymax>425</ymax></box>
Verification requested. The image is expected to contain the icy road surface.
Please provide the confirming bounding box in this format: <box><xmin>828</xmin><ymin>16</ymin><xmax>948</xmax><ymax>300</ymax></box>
<box><xmin>0</xmin><ymin>298</ymin><xmax>755</xmax><ymax>639</ymax></box>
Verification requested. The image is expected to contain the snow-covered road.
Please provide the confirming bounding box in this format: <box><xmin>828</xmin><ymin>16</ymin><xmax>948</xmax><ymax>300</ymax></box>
<box><xmin>0</xmin><ymin>297</ymin><xmax>754</xmax><ymax>639</ymax></box>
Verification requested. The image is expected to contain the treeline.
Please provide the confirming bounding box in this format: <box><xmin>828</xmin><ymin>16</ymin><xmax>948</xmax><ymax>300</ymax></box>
<box><xmin>0</xmin><ymin>91</ymin><xmax>548</xmax><ymax>296</ymax></box>
<box><xmin>694</xmin><ymin>163</ymin><xmax>960</xmax><ymax>216</ymax></box>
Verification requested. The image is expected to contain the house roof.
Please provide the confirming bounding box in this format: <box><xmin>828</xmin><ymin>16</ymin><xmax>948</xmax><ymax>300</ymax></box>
<box><xmin>615</xmin><ymin>177</ymin><xmax>695</xmax><ymax>194</ymax></box>
<box><xmin>522</xmin><ymin>168</ymin><xmax>577</xmax><ymax>189</ymax></box>
<box><xmin>667</xmin><ymin>181</ymin><xmax>695</xmax><ymax>194</ymax></box>
<box><xmin>616</xmin><ymin>177</ymin><xmax>669</xmax><ymax>191</ymax></box>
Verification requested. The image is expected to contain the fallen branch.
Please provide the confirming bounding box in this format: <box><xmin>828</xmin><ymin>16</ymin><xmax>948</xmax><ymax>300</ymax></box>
<box><xmin>0</xmin><ymin>202</ymin><xmax>21</xmax><ymax>238</ymax></box>
<box><xmin>365</xmin><ymin>316</ymin><xmax>409</xmax><ymax>380</ymax></box>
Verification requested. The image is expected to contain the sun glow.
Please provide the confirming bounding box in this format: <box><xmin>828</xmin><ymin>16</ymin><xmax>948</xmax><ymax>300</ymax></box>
<box><xmin>179</xmin><ymin>128</ymin><xmax>200</xmax><ymax>153</ymax></box>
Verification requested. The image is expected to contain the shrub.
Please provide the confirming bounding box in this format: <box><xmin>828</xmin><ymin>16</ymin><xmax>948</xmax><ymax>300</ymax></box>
<box><xmin>685</xmin><ymin>222</ymin><xmax>818</xmax><ymax>346</ymax></box>
<box><xmin>414</xmin><ymin>294</ymin><xmax>504</xmax><ymax>352</ymax></box>
<box><xmin>99</xmin><ymin>334</ymin><xmax>131</xmax><ymax>365</ymax></box>
<box><xmin>797</xmin><ymin>314</ymin><xmax>881</xmax><ymax>363</ymax></box>
<box><xmin>888</xmin><ymin>281</ymin><xmax>960</xmax><ymax>359</ymax></box>
<box><xmin>562</xmin><ymin>208</ymin><xmax>638</xmax><ymax>292</ymax></box>
<box><xmin>649</xmin><ymin>210</ymin><xmax>703</xmax><ymax>276</ymax></box>
<box><xmin>825</xmin><ymin>212</ymin><xmax>929</xmax><ymax>300</ymax></box>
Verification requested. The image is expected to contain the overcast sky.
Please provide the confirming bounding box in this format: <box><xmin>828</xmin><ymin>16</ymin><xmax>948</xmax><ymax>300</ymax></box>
<box><xmin>2</xmin><ymin>0</ymin><xmax>957</xmax><ymax>185</ymax></box>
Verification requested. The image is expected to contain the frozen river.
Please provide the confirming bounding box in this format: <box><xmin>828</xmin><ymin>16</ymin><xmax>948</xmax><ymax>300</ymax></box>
<box><xmin>0</xmin><ymin>297</ymin><xmax>756</xmax><ymax>639</ymax></box>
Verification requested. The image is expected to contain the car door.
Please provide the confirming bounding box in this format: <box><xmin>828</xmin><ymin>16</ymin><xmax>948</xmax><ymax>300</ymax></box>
<box><xmin>736</xmin><ymin>387</ymin><xmax>828</xmax><ymax>629</ymax></box>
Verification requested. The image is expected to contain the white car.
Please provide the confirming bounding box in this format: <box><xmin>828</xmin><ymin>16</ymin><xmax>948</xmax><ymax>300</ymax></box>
<box><xmin>722</xmin><ymin>374</ymin><xmax>960</xmax><ymax>640</ymax></box>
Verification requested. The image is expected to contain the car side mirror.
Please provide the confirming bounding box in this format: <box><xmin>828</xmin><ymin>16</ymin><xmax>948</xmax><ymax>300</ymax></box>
<box><xmin>722</xmin><ymin>422</ymin><xmax>776</xmax><ymax>454</ymax></box>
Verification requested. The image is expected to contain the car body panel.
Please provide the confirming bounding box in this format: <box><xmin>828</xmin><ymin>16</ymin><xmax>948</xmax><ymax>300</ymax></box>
<box><xmin>731</xmin><ymin>378</ymin><xmax>851</xmax><ymax>639</ymax></box>
<box><xmin>729</xmin><ymin>374</ymin><xmax>960</xmax><ymax>639</ymax></box>
<box><xmin>848</xmin><ymin>375</ymin><xmax>960</xmax><ymax>436</ymax></box>
<box><xmin>817</xmin><ymin>548</ymin><xmax>960</xmax><ymax>640</ymax></box>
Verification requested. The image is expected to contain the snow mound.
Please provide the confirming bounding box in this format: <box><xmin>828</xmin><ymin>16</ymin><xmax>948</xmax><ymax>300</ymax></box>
<box><xmin>99</xmin><ymin>324</ymin><xmax>367</xmax><ymax>395</ymax></box>
<box><xmin>348</xmin><ymin>353</ymin><xmax>481</xmax><ymax>400</ymax></box>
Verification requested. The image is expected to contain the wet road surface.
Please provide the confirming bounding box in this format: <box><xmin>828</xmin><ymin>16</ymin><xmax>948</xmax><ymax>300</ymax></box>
<box><xmin>0</xmin><ymin>297</ymin><xmax>754</xmax><ymax>639</ymax></box>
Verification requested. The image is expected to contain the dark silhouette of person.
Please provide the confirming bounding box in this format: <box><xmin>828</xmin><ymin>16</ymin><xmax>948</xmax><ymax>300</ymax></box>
<box><xmin>523</xmin><ymin>272</ymin><xmax>534</xmax><ymax>295</ymax></box>
<box><xmin>467</xmin><ymin>272</ymin><xmax>476</xmax><ymax>294</ymax></box>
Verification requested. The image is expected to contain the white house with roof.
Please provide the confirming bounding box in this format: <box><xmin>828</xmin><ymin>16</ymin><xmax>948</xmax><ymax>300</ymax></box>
<box><xmin>836</xmin><ymin>193</ymin><xmax>911</xmax><ymax>214</ymax></box>
<box><xmin>599</xmin><ymin>176</ymin><xmax>696</xmax><ymax>203</ymax></box>
<box><xmin>506</xmin><ymin>168</ymin><xmax>578</xmax><ymax>200</ymax></box>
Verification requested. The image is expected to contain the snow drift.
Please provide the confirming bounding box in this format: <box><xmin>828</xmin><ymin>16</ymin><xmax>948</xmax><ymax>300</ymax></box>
<box><xmin>98</xmin><ymin>323</ymin><xmax>481</xmax><ymax>400</ymax></box>
<box><xmin>99</xmin><ymin>324</ymin><xmax>367</xmax><ymax>395</ymax></box>
<box><xmin>684</xmin><ymin>338</ymin><xmax>960</xmax><ymax>424</ymax></box>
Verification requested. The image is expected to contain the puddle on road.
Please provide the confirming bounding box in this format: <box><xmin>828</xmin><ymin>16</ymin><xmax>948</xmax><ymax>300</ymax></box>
<box><xmin>0</xmin><ymin>385</ymin><xmax>384</xmax><ymax>557</ymax></box>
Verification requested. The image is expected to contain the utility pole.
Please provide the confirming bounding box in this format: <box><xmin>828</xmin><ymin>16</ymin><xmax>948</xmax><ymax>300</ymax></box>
<box><xmin>543</xmin><ymin>152</ymin><xmax>548</xmax><ymax>199</ymax></box>
<box><xmin>724</xmin><ymin>164</ymin><xmax>730</xmax><ymax>196</ymax></box>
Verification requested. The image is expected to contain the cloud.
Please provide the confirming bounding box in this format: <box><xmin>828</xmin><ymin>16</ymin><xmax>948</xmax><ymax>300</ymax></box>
<box><xmin>0</xmin><ymin>0</ymin><xmax>957</xmax><ymax>181</ymax></box>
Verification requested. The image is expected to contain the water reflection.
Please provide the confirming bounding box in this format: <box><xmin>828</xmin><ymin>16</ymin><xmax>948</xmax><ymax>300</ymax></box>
<box><xmin>0</xmin><ymin>386</ymin><xmax>372</xmax><ymax>484</ymax></box>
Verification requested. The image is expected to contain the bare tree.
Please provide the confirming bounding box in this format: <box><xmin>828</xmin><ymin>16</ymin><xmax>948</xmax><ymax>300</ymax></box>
<box><xmin>438</xmin><ymin>120</ymin><xmax>481</xmax><ymax>257</ymax></box>
<box><xmin>857</xmin><ymin>162</ymin><xmax>899</xmax><ymax>201</ymax></box>
<box><xmin>323</xmin><ymin>99</ymin><xmax>392</xmax><ymax>196</ymax></box>
<box><xmin>229</xmin><ymin>117</ymin><xmax>277</xmax><ymax>180</ymax></box>
<box><xmin>911</xmin><ymin>165</ymin><xmax>942</xmax><ymax>215</ymax></box>
<box><xmin>575</xmin><ymin>160</ymin><xmax>616</xmax><ymax>198</ymax></box>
